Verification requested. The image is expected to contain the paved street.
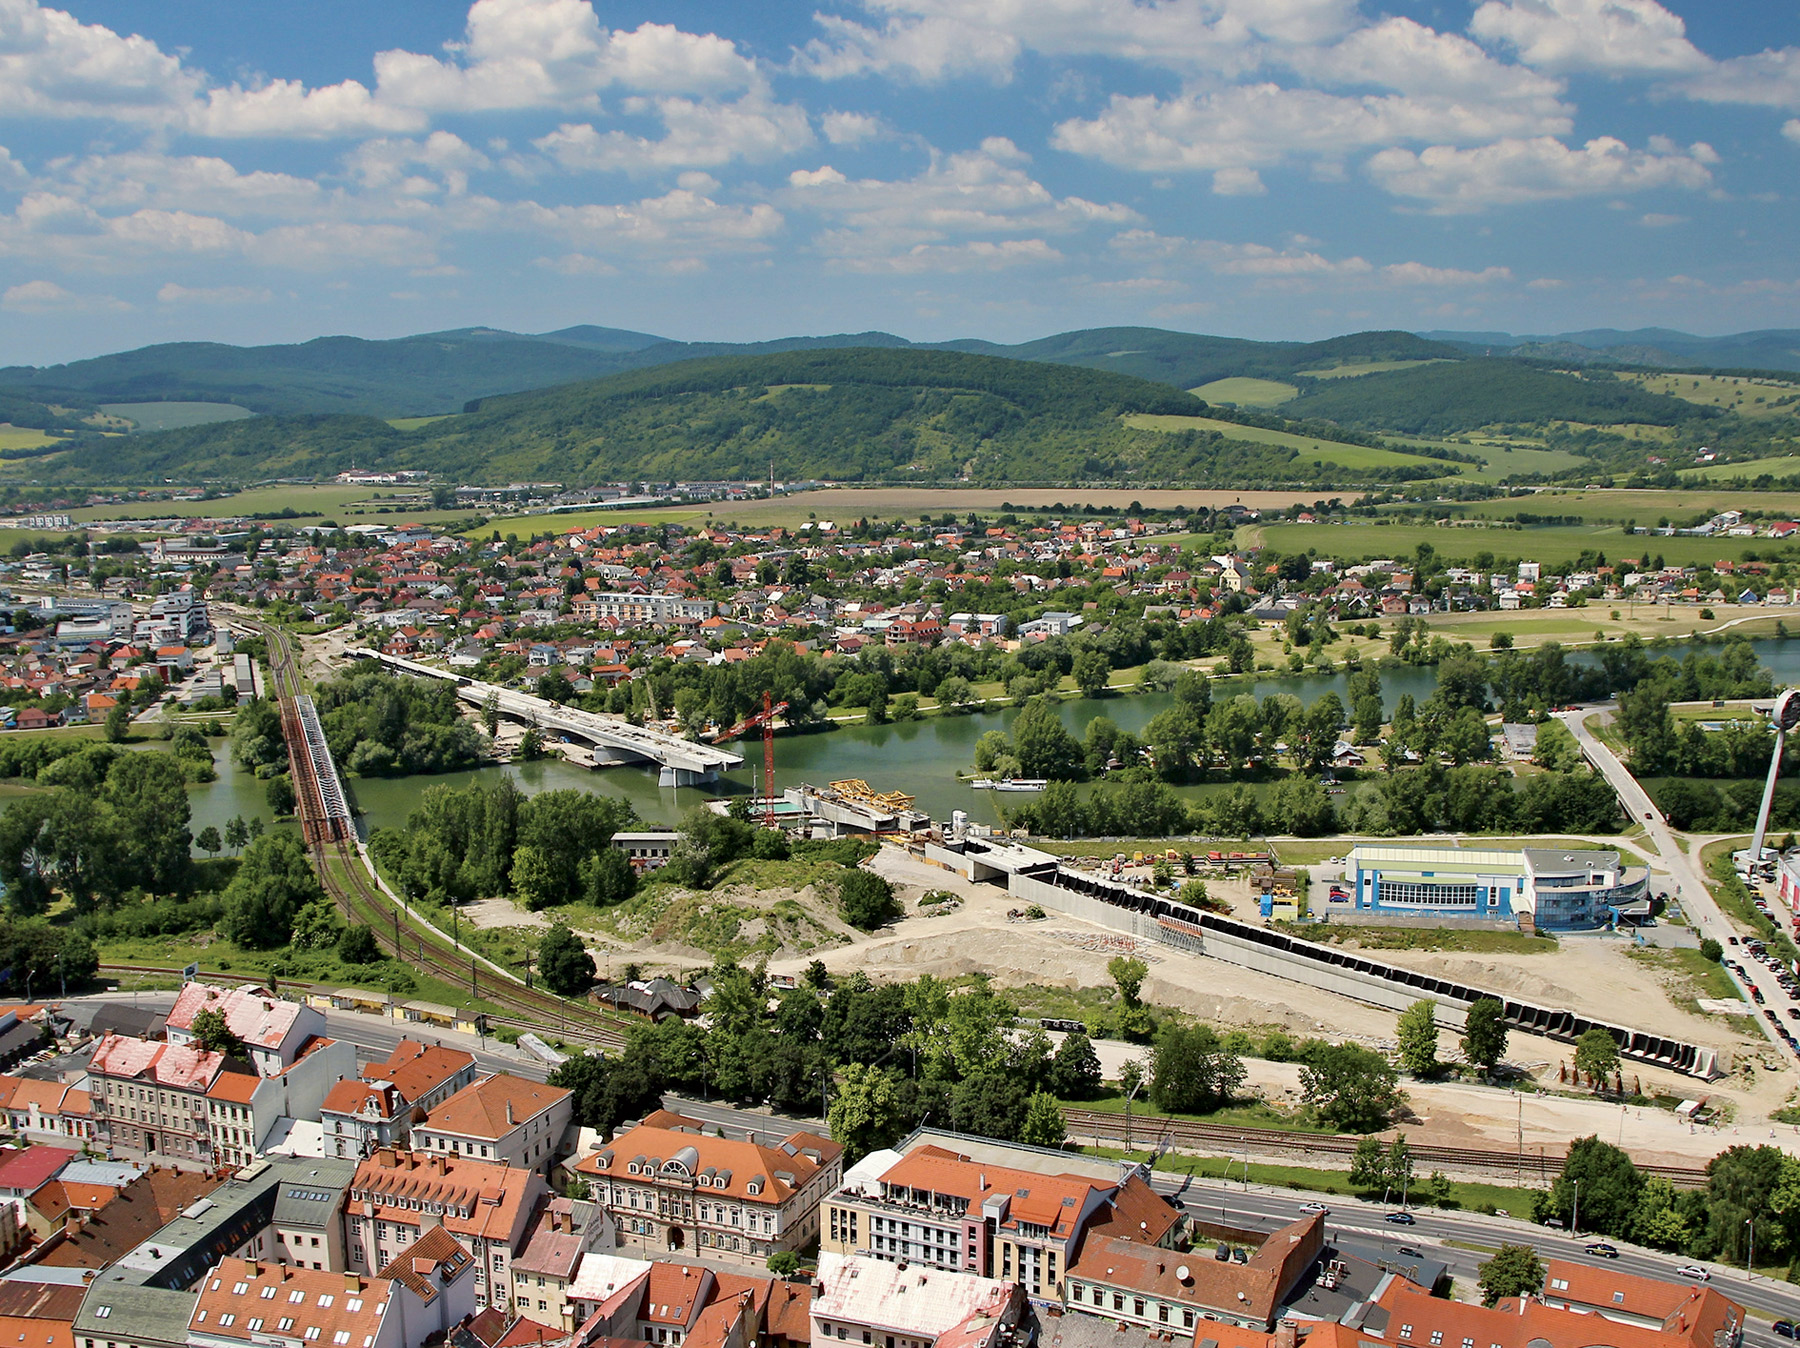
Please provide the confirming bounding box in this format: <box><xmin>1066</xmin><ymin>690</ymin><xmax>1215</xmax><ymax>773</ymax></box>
<box><xmin>1560</xmin><ymin>706</ymin><xmax>1797</xmax><ymax>1059</ymax></box>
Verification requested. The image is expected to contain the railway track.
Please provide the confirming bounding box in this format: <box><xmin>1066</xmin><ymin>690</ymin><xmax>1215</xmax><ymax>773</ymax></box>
<box><xmin>257</xmin><ymin>624</ymin><xmax>631</xmax><ymax>1052</ymax></box>
<box><xmin>1060</xmin><ymin>1107</ymin><xmax>1709</xmax><ymax>1189</ymax></box>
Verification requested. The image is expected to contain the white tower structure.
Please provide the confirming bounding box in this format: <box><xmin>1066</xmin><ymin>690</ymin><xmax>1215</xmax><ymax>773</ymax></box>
<box><xmin>1749</xmin><ymin>687</ymin><xmax>1800</xmax><ymax>864</ymax></box>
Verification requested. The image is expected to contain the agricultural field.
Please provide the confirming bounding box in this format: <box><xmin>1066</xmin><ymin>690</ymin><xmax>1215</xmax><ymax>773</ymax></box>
<box><xmin>1444</xmin><ymin>487</ymin><xmax>1800</xmax><ymax>526</ymax></box>
<box><xmin>1624</xmin><ymin>372</ymin><xmax>1800</xmax><ymax>417</ymax></box>
<box><xmin>1680</xmin><ymin>455</ymin><xmax>1800</xmax><ymax>482</ymax></box>
<box><xmin>387</xmin><ymin>414</ymin><xmax>458</xmax><ymax>430</ymax></box>
<box><xmin>472</xmin><ymin>506</ymin><xmax>708</xmax><ymax>538</ymax></box>
<box><xmin>98</xmin><ymin>401</ymin><xmax>254</xmax><ymax>431</ymax></box>
<box><xmin>1190</xmin><ymin>377</ymin><xmax>1297</xmax><ymax>408</ymax></box>
<box><xmin>1121</xmin><ymin>413</ymin><xmax>1456</xmax><ymax>473</ymax></box>
<box><xmin>1246</xmin><ymin>518</ymin><xmax>1800</xmax><ymax>569</ymax></box>
<box><xmin>61</xmin><ymin>482</ymin><xmax>483</xmax><ymax>528</ymax></box>
<box><xmin>1299</xmin><ymin>358</ymin><xmax>1449</xmax><ymax>379</ymax></box>
<box><xmin>0</xmin><ymin>426</ymin><xmax>66</xmax><ymax>450</ymax></box>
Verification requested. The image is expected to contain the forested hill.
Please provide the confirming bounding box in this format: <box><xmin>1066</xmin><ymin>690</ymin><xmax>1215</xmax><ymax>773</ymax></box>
<box><xmin>0</xmin><ymin>324</ymin><xmax>1460</xmax><ymax>419</ymax></box>
<box><xmin>39</xmin><ymin>347</ymin><xmax>1451</xmax><ymax>488</ymax></box>
<box><xmin>1281</xmin><ymin>359</ymin><xmax>1715</xmax><ymax>436</ymax></box>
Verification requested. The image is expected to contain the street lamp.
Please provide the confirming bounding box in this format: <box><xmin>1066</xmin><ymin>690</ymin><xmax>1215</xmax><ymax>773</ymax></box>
<box><xmin>1746</xmin><ymin>1217</ymin><xmax>1755</xmax><ymax>1278</ymax></box>
<box><xmin>1571</xmin><ymin>1178</ymin><xmax>1580</xmax><ymax>1236</ymax></box>
<box><xmin>1124</xmin><ymin>1079</ymin><xmax>1143</xmax><ymax>1154</ymax></box>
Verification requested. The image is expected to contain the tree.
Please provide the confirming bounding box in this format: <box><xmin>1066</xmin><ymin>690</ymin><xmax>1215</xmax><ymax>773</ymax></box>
<box><xmin>1072</xmin><ymin>651</ymin><xmax>1111</xmax><ymax>699</ymax></box>
<box><xmin>1048</xmin><ymin>1032</ymin><xmax>1102</xmax><ymax>1100</ymax></box>
<box><xmin>519</xmin><ymin>727</ymin><xmax>548</xmax><ymax>761</ymax></box>
<box><xmin>1700</xmin><ymin>937</ymin><xmax>1723</xmax><ymax>963</ymax></box>
<box><xmin>1149</xmin><ymin>1023</ymin><xmax>1245</xmax><ymax>1114</ymax></box>
<box><xmin>1477</xmin><ymin>1244</ymin><xmax>1545</xmax><ymax>1307</ymax></box>
<box><xmin>221</xmin><ymin>832</ymin><xmax>323</xmax><ymax>949</ymax></box>
<box><xmin>1108</xmin><ymin>955</ymin><xmax>1148</xmax><ymax>1006</ymax></box>
<box><xmin>767</xmin><ymin>1251</ymin><xmax>801</xmax><ymax>1277</ymax></box>
<box><xmin>188</xmin><ymin>1007</ymin><xmax>245</xmax><ymax>1059</ymax></box>
<box><xmin>265</xmin><ymin>774</ymin><xmax>296</xmax><ymax>817</ymax></box>
<box><xmin>1300</xmin><ymin>1043</ymin><xmax>1404</xmax><ymax>1132</ymax></box>
<box><xmin>104</xmin><ymin>702</ymin><xmax>130</xmax><ymax>743</ymax></box>
<box><xmin>1019</xmin><ymin>1090</ymin><xmax>1068</xmax><ymax>1147</ymax></box>
<box><xmin>1460</xmin><ymin>998</ymin><xmax>1508</xmax><ymax>1074</ymax></box>
<box><xmin>1010</xmin><ymin>699</ymin><xmax>1083</xmax><ymax>780</ymax></box>
<box><xmin>337</xmin><ymin>925</ymin><xmax>381</xmax><ymax>964</ymax></box>
<box><xmin>1631</xmin><ymin>1176</ymin><xmax>1690</xmax><ymax>1250</ymax></box>
<box><xmin>1350</xmin><ymin>1135</ymin><xmax>1388</xmax><ymax>1190</ymax></box>
<box><xmin>1396</xmin><ymin>1000</ymin><xmax>1438</xmax><ymax>1077</ymax></box>
<box><xmin>828</xmin><ymin>1063</ymin><xmax>907</xmax><ymax>1163</ymax></box>
<box><xmin>1552</xmin><ymin>1136</ymin><xmax>1643</xmax><ymax>1237</ymax></box>
<box><xmin>535</xmin><ymin>671</ymin><xmax>575</xmax><ymax>705</ymax></box>
<box><xmin>1702</xmin><ymin>1144</ymin><xmax>1786</xmax><ymax>1266</ymax></box>
<box><xmin>1573</xmin><ymin>1027</ymin><xmax>1620</xmax><ymax>1087</ymax></box>
<box><xmin>538</xmin><ymin>922</ymin><xmax>596</xmax><ymax>996</ymax></box>
<box><xmin>224</xmin><ymin>816</ymin><xmax>250</xmax><ymax>854</ymax></box>
<box><xmin>839</xmin><ymin>869</ymin><xmax>898</xmax><ymax>930</ymax></box>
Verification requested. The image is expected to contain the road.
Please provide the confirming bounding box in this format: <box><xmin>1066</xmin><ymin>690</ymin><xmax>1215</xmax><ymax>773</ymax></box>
<box><xmin>42</xmin><ymin>991</ymin><xmax>550</xmax><ymax>1083</ymax></box>
<box><xmin>1560</xmin><ymin>705</ymin><xmax>1799</xmax><ymax>1059</ymax></box>
<box><xmin>656</xmin><ymin>1095</ymin><xmax>1798</xmax><ymax>1339</ymax></box>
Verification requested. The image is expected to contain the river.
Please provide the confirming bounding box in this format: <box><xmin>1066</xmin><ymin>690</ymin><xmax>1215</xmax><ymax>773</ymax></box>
<box><xmin>165</xmin><ymin>633</ymin><xmax>1800</xmax><ymax>839</ymax></box>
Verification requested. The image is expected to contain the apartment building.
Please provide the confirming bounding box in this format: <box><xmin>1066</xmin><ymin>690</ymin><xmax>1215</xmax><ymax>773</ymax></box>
<box><xmin>812</xmin><ymin>1253</ymin><xmax>1021</xmax><ymax>1348</ymax></box>
<box><xmin>185</xmin><ymin>1260</ymin><xmax>405</xmax><ymax>1348</ymax></box>
<box><xmin>509</xmin><ymin>1199</ymin><xmax>601</xmax><ymax>1332</ymax></box>
<box><xmin>164</xmin><ymin>985</ymin><xmax>326</xmax><ymax>1077</ymax></box>
<box><xmin>89</xmin><ymin>1037</ymin><xmax>227</xmax><ymax>1165</ymax></box>
<box><xmin>412</xmin><ymin>1076</ymin><xmax>572</xmax><ymax>1174</ymax></box>
<box><xmin>0</xmin><ymin>1077</ymin><xmax>94</xmax><ymax>1146</ymax></box>
<box><xmin>321</xmin><ymin>1042</ymin><xmax>480</xmax><ymax>1160</ymax></box>
<box><xmin>572</xmin><ymin>1110</ymin><xmax>841</xmax><ymax>1268</ymax></box>
<box><xmin>205</xmin><ymin>1038</ymin><xmax>356</xmax><ymax>1169</ymax></box>
<box><xmin>821</xmin><ymin>1143</ymin><xmax>1179</xmax><ymax>1302</ymax></box>
<box><xmin>571</xmin><ymin>593</ymin><xmax>715</xmax><ymax>625</ymax></box>
<box><xmin>344</xmin><ymin>1148</ymin><xmax>545</xmax><ymax>1313</ymax></box>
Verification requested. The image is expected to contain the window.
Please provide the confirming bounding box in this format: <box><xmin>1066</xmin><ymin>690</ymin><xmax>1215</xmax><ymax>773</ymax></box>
<box><xmin>92</xmin><ymin>1312</ymin><xmax>110</xmax><ymax>1322</ymax></box>
<box><xmin>305</xmin><ymin>1331</ymin><xmax>321</xmax><ymax>1342</ymax></box>
<box><xmin>261</xmin><ymin>1287</ymin><xmax>277</xmax><ymax>1300</ymax></box>
<box><xmin>247</xmin><ymin>1321</ymin><xmax>263</xmax><ymax>1333</ymax></box>
<box><xmin>290</xmin><ymin>1292</ymin><xmax>306</xmax><ymax>1303</ymax></box>
<box><xmin>1399</xmin><ymin>1328</ymin><xmax>1412</xmax><ymax>1340</ymax></box>
<box><xmin>1429</xmin><ymin>1334</ymin><xmax>1443</xmax><ymax>1346</ymax></box>
<box><xmin>334</xmin><ymin>1333</ymin><xmax>351</xmax><ymax>1345</ymax></box>
<box><xmin>1549</xmin><ymin>1280</ymin><xmax>1568</xmax><ymax>1291</ymax></box>
<box><xmin>1612</xmin><ymin>1293</ymin><xmax>1625</xmax><ymax>1305</ymax></box>
<box><xmin>218</xmin><ymin>1316</ymin><xmax>235</xmax><ymax>1328</ymax></box>
<box><xmin>279</xmin><ymin>1321</ymin><xmax>294</xmax><ymax>1332</ymax></box>
<box><xmin>231</xmin><ymin>1284</ymin><xmax>249</xmax><ymax>1296</ymax></box>
<box><xmin>317</xmin><ymin>1297</ymin><xmax>334</xmax><ymax>1309</ymax></box>
<box><xmin>345</xmin><ymin>1301</ymin><xmax>363</xmax><ymax>1314</ymax></box>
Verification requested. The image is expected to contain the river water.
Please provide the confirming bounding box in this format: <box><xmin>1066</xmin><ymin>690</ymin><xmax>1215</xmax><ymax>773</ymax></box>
<box><xmin>136</xmin><ymin>634</ymin><xmax>1800</xmax><ymax>839</ymax></box>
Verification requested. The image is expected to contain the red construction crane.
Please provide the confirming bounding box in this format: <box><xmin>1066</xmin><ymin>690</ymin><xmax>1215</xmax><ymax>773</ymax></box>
<box><xmin>710</xmin><ymin>691</ymin><xmax>788</xmax><ymax>829</ymax></box>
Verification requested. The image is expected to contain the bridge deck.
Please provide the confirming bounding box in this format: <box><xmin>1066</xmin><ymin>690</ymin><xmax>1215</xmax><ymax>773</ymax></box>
<box><xmin>359</xmin><ymin>650</ymin><xmax>742</xmax><ymax>774</ymax></box>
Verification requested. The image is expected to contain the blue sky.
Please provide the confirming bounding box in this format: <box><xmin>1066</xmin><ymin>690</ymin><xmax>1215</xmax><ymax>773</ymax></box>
<box><xmin>1</xmin><ymin>0</ymin><xmax>1797</xmax><ymax>363</ymax></box>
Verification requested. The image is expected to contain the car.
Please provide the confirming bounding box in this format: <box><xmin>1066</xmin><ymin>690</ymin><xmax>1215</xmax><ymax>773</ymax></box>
<box><xmin>1544</xmin><ymin>1217</ymin><xmax>1564</xmax><ymax>1229</ymax></box>
<box><xmin>1730</xmin><ymin>935</ymin><xmax>1740</xmax><ymax>945</ymax></box>
<box><xmin>1772</xmin><ymin>1322</ymin><xmax>1795</xmax><ymax>1339</ymax></box>
<box><xmin>1396</xmin><ymin>1246</ymin><xmax>1424</xmax><ymax>1259</ymax></box>
<box><xmin>1585</xmin><ymin>1243</ymin><xmax>1618</xmax><ymax>1258</ymax></box>
<box><xmin>1673</xmin><ymin>1265</ymin><xmax>1710</xmax><ymax>1281</ymax></box>
<box><xmin>1301</xmin><ymin>1202</ymin><xmax>1330</xmax><ymax>1214</ymax></box>
<box><xmin>1645</xmin><ymin>811</ymin><xmax>1655</xmax><ymax>820</ymax></box>
<box><xmin>1385</xmin><ymin>1212</ymin><xmax>1416</xmax><ymax>1225</ymax></box>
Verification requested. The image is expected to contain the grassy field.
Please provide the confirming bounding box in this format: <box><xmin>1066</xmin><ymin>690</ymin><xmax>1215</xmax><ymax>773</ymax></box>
<box><xmin>1301</xmin><ymin>359</ymin><xmax>1449</xmax><ymax>379</ymax></box>
<box><xmin>1624</xmin><ymin>372</ymin><xmax>1800</xmax><ymax>417</ymax></box>
<box><xmin>1302</xmin><ymin>926</ymin><xmax>1557</xmax><ymax>954</ymax></box>
<box><xmin>1680</xmin><ymin>456</ymin><xmax>1800</xmax><ymax>482</ymax></box>
<box><xmin>63</xmin><ymin>482</ymin><xmax>484</xmax><ymax>529</ymax></box>
<box><xmin>472</xmin><ymin>507</ymin><xmax>708</xmax><ymax>539</ymax></box>
<box><xmin>1628</xmin><ymin>946</ymin><xmax>1742</xmax><ymax>1016</ymax></box>
<box><xmin>0</xmin><ymin>427</ymin><xmax>69</xmax><ymax>451</ymax></box>
<box><xmin>1081</xmin><ymin>1145</ymin><xmax>1536</xmax><ymax>1218</ymax></box>
<box><xmin>99</xmin><ymin>402</ymin><xmax>254</xmax><ymax>432</ymax></box>
<box><xmin>387</xmin><ymin>414</ymin><xmax>460</xmax><ymax>430</ymax></box>
<box><xmin>1191</xmin><ymin>377</ymin><xmax>1298</xmax><ymax>408</ymax></box>
<box><xmin>1122</xmin><ymin>414</ymin><xmax>1457</xmax><ymax>473</ymax></box>
<box><xmin>1459</xmin><ymin>445</ymin><xmax>1593</xmax><ymax>482</ymax></box>
<box><xmin>1445</xmin><ymin>487</ymin><xmax>1800</xmax><ymax>527</ymax></box>
<box><xmin>1247</xmin><ymin>519</ymin><xmax>1800</xmax><ymax>568</ymax></box>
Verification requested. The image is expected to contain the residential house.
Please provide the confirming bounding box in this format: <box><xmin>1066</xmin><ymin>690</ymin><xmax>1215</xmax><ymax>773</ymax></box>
<box><xmin>811</xmin><ymin>1254</ymin><xmax>1019</xmax><ymax>1348</ymax></box>
<box><xmin>573</xmin><ymin>1109</ymin><xmax>841</xmax><ymax>1268</ymax></box>
<box><xmin>412</xmin><ymin>1076</ymin><xmax>573</xmax><ymax>1175</ymax></box>
<box><xmin>320</xmin><ymin>1041</ymin><xmax>480</xmax><ymax>1160</ymax></box>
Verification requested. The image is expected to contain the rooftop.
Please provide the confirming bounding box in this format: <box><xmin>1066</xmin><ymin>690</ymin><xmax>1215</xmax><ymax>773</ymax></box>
<box><xmin>166</xmin><ymin>983</ymin><xmax>306</xmax><ymax>1053</ymax></box>
<box><xmin>191</xmin><ymin>1258</ymin><xmax>393</xmax><ymax>1348</ymax></box>
<box><xmin>812</xmin><ymin>1253</ymin><xmax>1015</xmax><ymax>1342</ymax></box>
<box><xmin>419</xmin><ymin>1075</ymin><xmax>571</xmax><ymax>1141</ymax></box>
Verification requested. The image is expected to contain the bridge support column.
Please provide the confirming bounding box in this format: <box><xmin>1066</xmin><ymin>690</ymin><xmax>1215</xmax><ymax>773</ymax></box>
<box><xmin>660</xmin><ymin>766</ymin><xmax>719</xmax><ymax>788</ymax></box>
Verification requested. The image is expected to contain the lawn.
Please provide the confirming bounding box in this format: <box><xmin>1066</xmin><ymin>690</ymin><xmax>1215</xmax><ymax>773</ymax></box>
<box><xmin>1246</xmin><ymin>519</ymin><xmax>1800</xmax><ymax>569</ymax></box>
<box><xmin>1623</xmin><ymin>372</ymin><xmax>1800</xmax><ymax>418</ymax></box>
<box><xmin>1627</xmin><ymin>946</ymin><xmax>1742</xmax><ymax>1013</ymax></box>
<box><xmin>1191</xmin><ymin>377</ymin><xmax>1298</xmax><ymax>408</ymax></box>
<box><xmin>1121</xmin><ymin>414</ymin><xmax>1459</xmax><ymax>473</ymax></box>
<box><xmin>1680</xmin><ymin>456</ymin><xmax>1800</xmax><ymax>482</ymax></box>
<box><xmin>470</xmin><ymin>507</ymin><xmax>708</xmax><ymax>539</ymax></box>
<box><xmin>0</xmin><ymin>427</ymin><xmax>69</xmax><ymax>450</ymax></box>
<box><xmin>1302</xmin><ymin>359</ymin><xmax>1452</xmax><ymax>379</ymax></box>
<box><xmin>1300</xmin><ymin>926</ymin><xmax>1558</xmax><ymax>955</ymax></box>
<box><xmin>387</xmin><ymin>414</ymin><xmax>459</xmax><ymax>430</ymax></box>
<box><xmin>1444</xmin><ymin>487</ymin><xmax>1800</xmax><ymax>527</ymax></box>
<box><xmin>1079</xmin><ymin>1145</ymin><xmax>1537</xmax><ymax>1218</ymax></box>
<box><xmin>99</xmin><ymin>402</ymin><xmax>254</xmax><ymax>432</ymax></box>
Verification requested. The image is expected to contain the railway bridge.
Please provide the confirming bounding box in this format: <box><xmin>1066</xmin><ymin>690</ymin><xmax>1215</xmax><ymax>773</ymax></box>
<box><xmin>355</xmin><ymin>649</ymin><xmax>742</xmax><ymax>786</ymax></box>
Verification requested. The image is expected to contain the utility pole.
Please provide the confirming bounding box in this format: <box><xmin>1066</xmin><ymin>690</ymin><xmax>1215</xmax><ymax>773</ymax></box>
<box><xmin>1747</xmin><ymin>1218</ymin><xmax>1755</xmax><ymax>1277</ymax></box>
<box><xmin>1571</xmin><ymin>1178</ymin><xmax>1580</xmax><ymax>1236</ymax></box>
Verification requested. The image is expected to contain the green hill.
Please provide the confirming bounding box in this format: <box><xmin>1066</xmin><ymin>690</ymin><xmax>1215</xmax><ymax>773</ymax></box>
<box><xmin>1282</xmin><ymin>359</ymin><xmax>1714</xmax><ymax>436</ymax></box>
<box><xmin>39</xmin><ymin>347</ymin><xmax>1463</xmax><ymax>488</ymax></box>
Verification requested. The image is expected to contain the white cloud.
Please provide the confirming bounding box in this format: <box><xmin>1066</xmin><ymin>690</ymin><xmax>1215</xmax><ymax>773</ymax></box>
<box><xmin>1211</xmin><ymin>167</ymin><xmax>1265</xmax><ymax>196</ymax></box>
<box><xmin>1299</xmin><ymin>17</ymin><xmax>1566</xmax><ymax>108</ymax></box>
<box><xmin>821</xmin><ymin>110</ymin><xmax>885</xmax><ymax>145</ymax></box>
<box><xmin>1684</xmin><ymin>48</ymin><xmax>1800</xmax><ymax>112</ymax></box>
<box><xmin>1786</xmin><ymin>119</ymin><xmax>1800</xmax><ymax>143</ymax></box>
<box><xmin>1366</xmin><ymin>135</ymin><xmax>1715</xmax><ymax>212</ymax></box>
<box><xmin>372</xmin><ymin>1</ymin><xmax>757</xmax><ymax>114</ymax></box>
<box><xmin>1378</xmin><ymin>261</ymin><xmax>1511</xmax><ymax>285</ymax></box>
<box><xmin>838</xmin><ymin>237</ymin><xmax>1063</xmax><ymax>273</ymax></box>
<box><xmin>52</xmin><ymin>152</ymin><xmax>326</xmax><ymax>217</ymax></box>
<box><xmin>347</xmin><ymin>132</ymin><xmax>491</xmax><ymax>195</ymax></box>
<box><xmin>534</xmin><ymin>94</ymin><xmax>813</xmax><ymax>173</ymax></box>
<box><xmin>787</xmin><ymin>138</ymin><xmax>1136</xmax><ymax>270</ymax></box>
<box><xmin>797</xmin><ymin>0</ymin><xmax>1360</xmax><ymax>83</ymax></box>
<box><xmin>1639</xmin><ymin>212</ymin><xmax>1687</xmax><ymax>227</ymax></box>
<box><xmin>0</xmin><ymin>0</ymin><xmax>201</xmax><ymax>123</ymax></box>
<box><xmin>1</xmin><ymin>278</ymin><xmax>127</xmax><ymax>311</ymax></box>
<box><xmin>193</xmin><ymin>79</ymin><xmax>425</xmax><ymax>139</ymax></box>
<box><xmin>1051</xmin><ymin>80</ymin><xmax>1569</xmax><ymax>180</ymax></box>
<box><xmin>519</xmin><ymin>185</ymin><xmax>785</xmax><ymax>252</ymax></box>
<box><xmin>156</xmin><ymin>282</ymin><xmax>273</xmax><ymax>304</ymax></box>
<box><xmin>532</xmin><ymin>251</ymin><xmax>619</xmax><ymax>274</ymax></box>
<box><xmin>1468</xmin><ymin>0</ymin><xmax>1706</xmax><ymax>75</ymax></box>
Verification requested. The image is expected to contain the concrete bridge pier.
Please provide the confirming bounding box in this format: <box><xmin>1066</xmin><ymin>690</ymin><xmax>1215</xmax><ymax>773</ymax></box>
<box><xmin>660</xmin><ymin>765</ymin><xmax>720</xmax><ymax>788</ymax></box>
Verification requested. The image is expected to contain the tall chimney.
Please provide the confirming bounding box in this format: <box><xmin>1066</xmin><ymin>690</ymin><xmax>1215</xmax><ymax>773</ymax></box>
<box><xmin>506</xmin><ymin>1101</ymin><xmax>515</xmax><ymax>1126</ymax></box>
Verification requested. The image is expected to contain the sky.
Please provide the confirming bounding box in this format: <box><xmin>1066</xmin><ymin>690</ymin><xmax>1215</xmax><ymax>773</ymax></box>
<box><xmin>1</xmin><ymin>0</ymin><xmax>1798</xmax><ymax>364</ymax></box>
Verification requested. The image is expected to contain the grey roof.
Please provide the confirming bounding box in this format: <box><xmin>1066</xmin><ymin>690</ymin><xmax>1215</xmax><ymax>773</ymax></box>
<box><xmin>1522</xmin><ymin>848</ymin><xmax>1620</xmax><ymax>872</ymax></box>
<box><xmin>73</xmin><ymin>1003</ymin><xmax>168</xmax><ymax>1041</ymax></box>
<box><xmin>73</xmin><ymin>1282</ymin><xmax>198</xmax><ymax>1348</ymax></box>
<box><xmin>2</xmin><ymin>1266</ymin><xmax>93</xmax><ymax>1286</ymax></box>
<box><xmin>57</xmin><ymin>1161</ymin><xmax>141</xmax><ymax>1188</ymax></box>
<box><xmin>108</xmin><ymin>1155</ymin><xmax>338</xmax><ymax>1293</ymax></box>
<box><xmin>271</xmin><ymin>1157</ymin><xmax>357</xmax><ymax>1228</ymax></box>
